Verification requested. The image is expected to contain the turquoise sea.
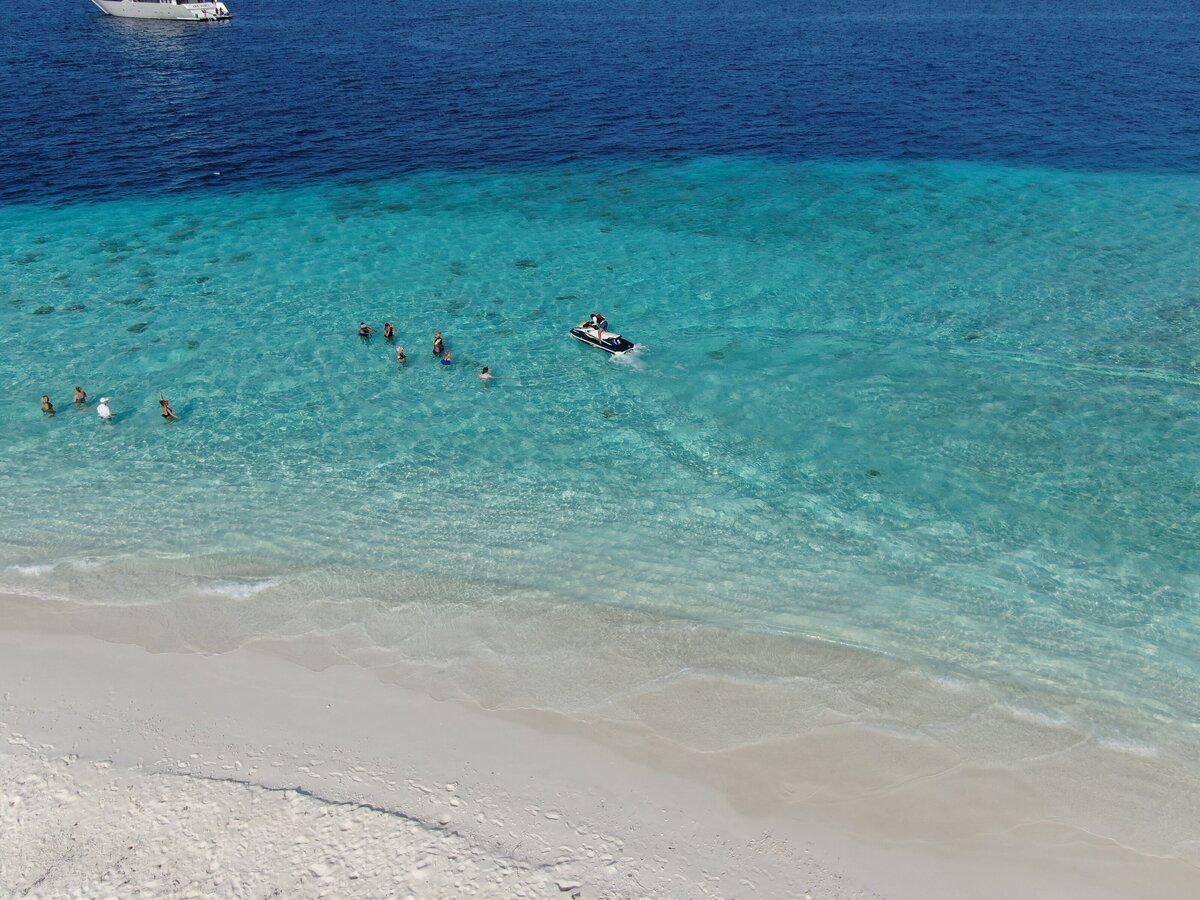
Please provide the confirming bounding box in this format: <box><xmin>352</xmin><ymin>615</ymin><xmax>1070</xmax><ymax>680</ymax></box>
<box><xmin>3</xmin><ymin>156</ymin><xmax>1198</xmax><ymax>730</ymax></box>
<box><xmin>2</xmin><ymin>0</ymin><xmax>1199</xmax><ymax>865</ymax></box>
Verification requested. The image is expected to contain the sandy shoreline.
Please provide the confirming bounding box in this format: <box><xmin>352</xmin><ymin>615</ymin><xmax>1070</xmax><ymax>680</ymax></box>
<box><xmin>2</xmin><ymin>602</ymin><xmax>1198</xmax><ymax>898</ymax></box>
<box><xmin>1</xmin><ymin>627</ymin><xmax>868</xmax><ymax>899</ymax></box>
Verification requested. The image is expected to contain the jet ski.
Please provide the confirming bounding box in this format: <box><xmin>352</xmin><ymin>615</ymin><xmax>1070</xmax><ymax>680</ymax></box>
<box><xmin>570</xmin><ymin>321</ymin><xmax>635</xmax><ymax>354</ymax></box>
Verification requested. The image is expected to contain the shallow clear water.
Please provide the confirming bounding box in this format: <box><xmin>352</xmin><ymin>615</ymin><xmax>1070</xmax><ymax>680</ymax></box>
<box><xmin>2</xmin><ymin>157</ymin><xmax>1198</xmax><ymax>743</ymax></box>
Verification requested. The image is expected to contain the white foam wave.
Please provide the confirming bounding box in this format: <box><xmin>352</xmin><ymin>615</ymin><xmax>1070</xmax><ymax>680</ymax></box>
<box><xmin>611</xmin><ymin>344</ymin><xmax>648</xmax><ymax>370</ymax></box>
<box><xmin>197</xmin><ymin>578</ymin><xmax>280</xmax><ymax>600</ymax></box>
<box><xmin>4</xmin><ymin>564</ymin><xmax>56</xmax><ymax>577</ymax></box>
<box><xmin>999</xmin><ymin>703</ymin><xmax>1071</xmax><ymax>729</ymax></box>
<box><xmin>1098</xmin><ymin>736</ymin><xmax>1160</xmax><ymax>758</ymax></box>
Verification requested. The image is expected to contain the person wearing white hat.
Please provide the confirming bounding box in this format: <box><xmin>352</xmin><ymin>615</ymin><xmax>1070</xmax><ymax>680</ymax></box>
<box><xmin>96</xmin><ymin>397</ymin><xmax>112</xmax><ymax>422</ymax></box>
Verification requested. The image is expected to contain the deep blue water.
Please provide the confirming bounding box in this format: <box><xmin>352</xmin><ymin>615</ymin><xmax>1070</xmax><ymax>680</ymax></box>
<box><xmin>3</xmin><ymin>0</ymin><xmax>1200</xmax><ymax>204</ymax></box>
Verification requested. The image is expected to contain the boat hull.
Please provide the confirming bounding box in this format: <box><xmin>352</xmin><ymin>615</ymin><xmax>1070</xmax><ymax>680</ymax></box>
<box><xmin>90</xmin><ymin>0</ymin><xmax>231</xmax><ymax>20</ymax></box>
<box><xmin>570</xmin><ymin>325</ymin><xmax>635</xmax><ymax>355</ymax></box>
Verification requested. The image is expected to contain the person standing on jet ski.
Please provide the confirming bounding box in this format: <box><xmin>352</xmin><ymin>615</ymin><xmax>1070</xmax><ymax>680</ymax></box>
<box><xmin>589</xmin><ymin>313</ymin><xmax>608</xmax><ymax>334</ymax></box>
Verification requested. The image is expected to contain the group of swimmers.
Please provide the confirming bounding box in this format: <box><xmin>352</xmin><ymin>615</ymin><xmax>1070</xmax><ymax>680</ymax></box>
<box><xmin>40</xmin><ymin>386</ymin><xmax>178</xmax><ymax>423</ymax></box>
<box><xmin>38</xmin><ymin>322</ymin><xmax>494</xmax><ymax>422</ymax></box>
<box><xmin>357</xmin><ymin>322</ymin><xmax>493</xmax><ymax>381</ymax></box>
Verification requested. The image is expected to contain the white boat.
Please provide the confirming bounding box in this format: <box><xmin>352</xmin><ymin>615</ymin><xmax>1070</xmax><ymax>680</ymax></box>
<box><xmin>89</xmin><ymin>0</ymin><xmax>232</xmax><ymax>21</ymax></box>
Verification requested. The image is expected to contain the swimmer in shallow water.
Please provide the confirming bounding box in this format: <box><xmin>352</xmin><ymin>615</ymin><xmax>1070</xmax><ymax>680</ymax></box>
<box><xmin>358</xmin><ymin>322</ymin><xmax>374</xmax><ymax>340</ymax></box>
<box><xmin>395</xmin><ymin>345</ymin><xmax>407</xmax><ymax>364</ymax></box>
<box><xmin>433</xmin><ymin>331</ymin><xmax>444</xmax><ymax>356</ymax></box>
<box><xmin>159</xmin><ymin>391</ymin><xmax>180</xmax><ymax>421</ymax></box>
<box><xmin>383</xmin><ymin>322</ymin><xmax>396</xmax><ymax>342</ymax></box>
<box><xmin>441</xmin><ymin>351</ymin><xmax>454</xmax><ymax>366</ymax></box>
<box><xmin>480</xmin><ymin>366</ymin><xmax>493</xmax><ymax>381</ymax></box>
<box><xmin>41</xmin><ymin>395</ymin><xmax>55</xmax><ymax>415</ymax></box>
<box><xmin>73</xmin><ymin>386</ymin><xmax>87</xmax><ymax>404</ymax></box>
<box><xmin>97</xmin><ymin>397</ymin><xmax>113</xmax><ymax>422</ymax></box>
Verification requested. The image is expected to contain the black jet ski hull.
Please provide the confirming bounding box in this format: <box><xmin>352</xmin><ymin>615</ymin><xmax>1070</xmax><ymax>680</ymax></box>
<box><xmin>570</xmin><ymin>326</ymin><xmax>635</xmax><ymax>354</ymax></box>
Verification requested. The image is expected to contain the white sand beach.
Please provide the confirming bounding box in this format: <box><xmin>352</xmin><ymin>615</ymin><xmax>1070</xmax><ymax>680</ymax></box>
<box><xmin>1</xmin><ymin>623</ymin><xmax>870</xmax><ymax>899</ymax></box>
<box><xmin>2</xmin><ymin>595</ymin><xmax>1198</xmax><ymax>899</ymax></box>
